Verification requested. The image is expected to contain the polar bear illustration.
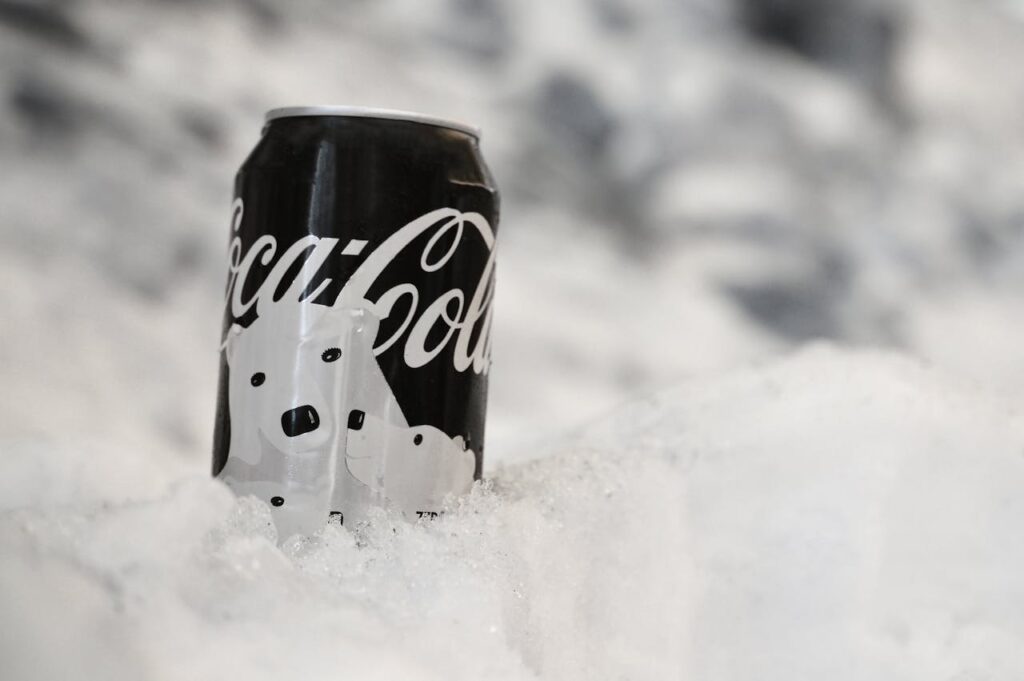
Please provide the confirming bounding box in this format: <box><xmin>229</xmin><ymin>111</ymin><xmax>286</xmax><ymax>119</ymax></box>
<box><xmin>217</xmin><ymin>298</ymin><xmax>476</xmax><ymax>537</ymax></box>
<box><xmin>345</xmin><ymin>411</ymin><xmax>476</xmax><ymax>515</ymax></box>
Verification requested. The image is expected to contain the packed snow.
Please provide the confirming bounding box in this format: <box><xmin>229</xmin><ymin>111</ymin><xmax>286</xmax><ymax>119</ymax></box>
<box><xmin>3</xmin><ymin>347</ymin><xmax>1024</xmax><ymax>680</ymax></box>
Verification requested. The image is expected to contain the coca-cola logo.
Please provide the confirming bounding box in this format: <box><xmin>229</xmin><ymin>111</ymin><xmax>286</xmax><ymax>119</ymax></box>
<box><xmin>223</xmin><ymin>199</ymin><xmax>496</xmax><ymax>374</ymax></box>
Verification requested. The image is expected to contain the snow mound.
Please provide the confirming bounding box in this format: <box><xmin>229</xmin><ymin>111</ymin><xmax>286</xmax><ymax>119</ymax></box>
<box><xmin>3</xmin><ymin>346</ymin><xmax>1023</xmax><ymax>680</ymax></box>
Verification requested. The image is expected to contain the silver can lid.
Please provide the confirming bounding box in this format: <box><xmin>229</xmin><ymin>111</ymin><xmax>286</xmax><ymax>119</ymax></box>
<box><xmin>264</xmin><ymin>106</ymin><xmax>480</xmax><ymax>139</ymax></box>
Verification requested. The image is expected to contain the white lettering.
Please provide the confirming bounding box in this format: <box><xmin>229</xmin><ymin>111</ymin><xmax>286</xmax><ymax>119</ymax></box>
<box><xmin>224</xmin><ymin>202</ymin><xmax>496</xmax><ymax>374</ymax></box>
<box><xmin>404</xmin><ymin>289</ymin><xmax>465</xmax><ymax>368</ymax></box>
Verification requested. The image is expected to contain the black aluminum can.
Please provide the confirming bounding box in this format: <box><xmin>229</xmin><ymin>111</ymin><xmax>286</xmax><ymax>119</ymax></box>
<box><xmin>211</xmin><ymin>107</ymin><xmax>499</xmax><ymax>537</ymax></box>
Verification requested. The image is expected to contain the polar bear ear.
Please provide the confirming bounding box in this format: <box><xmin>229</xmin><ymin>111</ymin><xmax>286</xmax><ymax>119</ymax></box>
<box><xmin>317</xmin><ymin>305</ymin><xmax>381</xmax><ymax>348</ymax></box>
<box><xmin>220</xmin><ymin>324</ymin><xmax>244</xmax><ymax>366</ymax></box>
<box><xmin>346</xmin><ymin>305</ymin><xmax>381</xmax><ymax>340</ymax></box>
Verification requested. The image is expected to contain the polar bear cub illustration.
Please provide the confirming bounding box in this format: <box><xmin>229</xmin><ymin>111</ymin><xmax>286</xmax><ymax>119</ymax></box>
<box><xmin>345</xmin><ymin>411</ymin><xmax>477</xmax><ymax>515</ymax></box>
<box><xmin>217</xmin><ymin>298</ymin><xmax>475</xmax><ymax>537</ymax></box>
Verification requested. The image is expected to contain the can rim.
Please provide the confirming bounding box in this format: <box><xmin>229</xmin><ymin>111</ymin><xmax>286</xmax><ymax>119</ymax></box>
<box><xmin>264</xmin><ymin>106</ymin><xmax>481</xmax><ymax>139</ymax></box>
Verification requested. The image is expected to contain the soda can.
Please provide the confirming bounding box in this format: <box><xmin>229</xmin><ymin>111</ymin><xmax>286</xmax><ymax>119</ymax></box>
<box><xmin>211</xmin><ymin>107</ymin><xmax>499</xmax><ymax>537</ymax></box>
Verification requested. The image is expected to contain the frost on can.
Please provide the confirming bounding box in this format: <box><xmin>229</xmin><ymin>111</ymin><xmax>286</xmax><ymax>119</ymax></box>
<box><xmin>211</xmin><ymin>107</ymin><xmax>499</xmax><ymax>537</ymax></box>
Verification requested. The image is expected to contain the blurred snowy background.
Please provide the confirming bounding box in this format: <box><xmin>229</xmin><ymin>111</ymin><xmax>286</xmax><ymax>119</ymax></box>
<box><xmin>3</xmin><ymin>0</ymin><xmax>1024</xmax><ymax>679</ymax></box>
<box><xmin>3</xmin><ymin>0</ymin><xmax>1024</xmax><ymax>464</ymax></box>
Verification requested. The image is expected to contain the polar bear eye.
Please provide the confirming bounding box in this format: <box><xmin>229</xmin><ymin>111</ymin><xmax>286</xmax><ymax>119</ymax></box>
<box><xmin>250</xmin><ymin>372</ymin><xmax>265</xmax><ymax>387</ymax></box>
<box><xmin>321</xmin><ymin>348</ymin><xmax>342</xmax><ymax>363</ymax></box>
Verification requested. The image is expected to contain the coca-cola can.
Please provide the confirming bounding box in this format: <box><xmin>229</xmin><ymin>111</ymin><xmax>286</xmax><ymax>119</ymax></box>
<box><xmin>211</xmin><ymin>107</ymin><xmax>499</xmax><ymax>537</ymax></box>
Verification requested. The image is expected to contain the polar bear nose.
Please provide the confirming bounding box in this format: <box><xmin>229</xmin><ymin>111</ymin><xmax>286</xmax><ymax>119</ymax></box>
<box><xmin>281</xmin><ymin>404</ymin><xmax>320</xmax><ymax>437</ymax></box>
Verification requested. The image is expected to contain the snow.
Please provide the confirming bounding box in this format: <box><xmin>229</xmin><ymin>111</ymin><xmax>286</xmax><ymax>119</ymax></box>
<box><xmin>3</xmin><ymin>347</ymin><xmax>1024</xmax><ymax>680</ymax></box>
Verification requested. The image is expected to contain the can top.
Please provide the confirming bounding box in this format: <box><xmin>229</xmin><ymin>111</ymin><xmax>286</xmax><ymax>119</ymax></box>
<box><xmin>264</xmin><ymin>106</ymin><xmax>481</xmax><ymax>139</ymax></box>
